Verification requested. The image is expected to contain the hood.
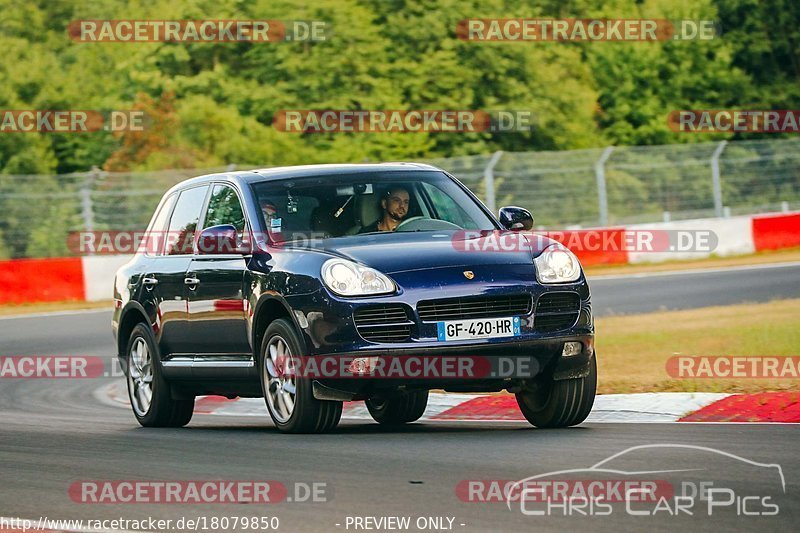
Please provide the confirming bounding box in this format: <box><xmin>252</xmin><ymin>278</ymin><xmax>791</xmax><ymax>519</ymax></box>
<box><xmin>284</xmin><ymin>230</ymin><xmax>557</xmax><ymax>274</ymax></box>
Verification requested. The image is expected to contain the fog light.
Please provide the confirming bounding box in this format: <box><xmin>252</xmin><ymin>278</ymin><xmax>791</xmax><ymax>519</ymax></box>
<box><xmin>562</xmin><ymin>342</ymin><xmax>582</xmax><ymax>357</ymax></box>
<box><xmin>348</xmin><ymin>357</ymin><xmax>379</xmax><ymax>375</ymax></box>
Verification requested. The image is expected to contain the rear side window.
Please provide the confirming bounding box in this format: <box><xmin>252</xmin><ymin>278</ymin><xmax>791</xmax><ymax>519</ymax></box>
<box><xmin>143</xmin><ymin>193</ymin><xmax>177</xmax><ymax>256</ymax></box>
<box><xmin>165</xmin><ymin>186</ymin><xmax>209</xmax><ymax>255</ymax></box>
<box><xmin>203</xmin><ymin>184</ymin><xmax>246</xmax><ymax>241</ymax></box>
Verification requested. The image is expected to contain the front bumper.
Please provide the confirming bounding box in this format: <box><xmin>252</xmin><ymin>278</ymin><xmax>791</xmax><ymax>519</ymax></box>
<box><xmin>310</xmin><ymin>333</ymin><xmax>595</xmax><ymax>400</ymax></box>
<box><xmin>290</xmin><ymin>267</ymin><xmax>592</xmax><ymax>351</ymax></box>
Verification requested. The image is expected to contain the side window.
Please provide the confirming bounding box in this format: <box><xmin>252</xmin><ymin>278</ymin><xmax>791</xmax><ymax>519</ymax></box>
<box><xmin>143</xmin><ymin>193</ymin><xmax>176</xmax><ymax>256</ymax></box>
<box><xmin>165</xmin><ymin>186</ymin><xmax>209</xmax><ymax>256</ymax></box>
<box><xmin>420</xmin><ymin>182</ymin><xmax>476</xmax><ymax>229</ymax></box>
<box><xmin>203</xmin><ymin>184</ymin><xmax>246</xmax><ymax>240</ymax></box>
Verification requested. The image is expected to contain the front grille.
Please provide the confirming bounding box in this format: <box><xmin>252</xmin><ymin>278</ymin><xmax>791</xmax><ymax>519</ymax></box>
<box><xmin>353</xmin><ymin>305</ymin><xmax>412</xmax><ymax>343</ymax></box>
<box><xmin>417</xmin><ymin>294</ymin><xmax>532</xmax><ymax>322</ymax></box>
<box><xmin>534</xmin><ymin>292</ymin><xmax>581</xmax><ymax>332</ymax></box>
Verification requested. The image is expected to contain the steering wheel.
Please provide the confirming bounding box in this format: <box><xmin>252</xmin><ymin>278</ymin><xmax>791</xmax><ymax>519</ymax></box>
<box><xmin>395</xmin><ymin>217</ymin><xmax>462</xmax><ymax>232</ymax></box>
<box><xmin>395</xmin><ymin>216</ymin><xmax>426</xmax><ymax>230</ymax></box>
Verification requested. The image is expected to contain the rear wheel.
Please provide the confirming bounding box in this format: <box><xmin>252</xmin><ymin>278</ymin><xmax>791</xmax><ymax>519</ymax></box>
<box><xmin>516</xmin><ymin>357</ymin><xmax>597</xmax><ymax>428</ymax></box>
<box><xmin>126</xmin><ymin>323</ymin><xmax>194</xmax><ymax>427</ymax></box>
<box><xmin>366</xmin><ymin>390</ymin><xmax>429</xmax><ymax>425</ymax></box>
<box><xmin>260</xmin><ymin>319</ymin><xmax>342</xmax><ymax>433</ymax></box>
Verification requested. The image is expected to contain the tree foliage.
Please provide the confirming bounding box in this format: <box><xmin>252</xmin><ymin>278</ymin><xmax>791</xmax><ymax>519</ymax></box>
<box><xmin>1</xmin><ymin>0</ymin><xmax>796</xmax><ymax>173</ymax></box>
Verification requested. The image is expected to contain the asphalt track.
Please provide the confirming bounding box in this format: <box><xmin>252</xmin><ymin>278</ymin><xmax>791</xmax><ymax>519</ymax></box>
<box><xmin>1</xmin><ymin>263</ymin><xmax>799</xmax><ymax>532</ymax></box>
<box><xmin>588</xmin><ymin>261</ymin><xmax>800</xmax><ymax>315</ymax></box>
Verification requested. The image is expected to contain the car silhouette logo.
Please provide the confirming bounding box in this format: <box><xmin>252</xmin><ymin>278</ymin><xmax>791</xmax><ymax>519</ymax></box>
<box><xmin>463</xmin><ymin>271</ymin><xmax>475</xmax><ymax>280</ymax></box>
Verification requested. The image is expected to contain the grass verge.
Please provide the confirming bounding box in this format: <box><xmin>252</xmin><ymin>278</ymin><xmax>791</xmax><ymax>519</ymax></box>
<box><xmin>0</xmin><ymin>299</ymin><xmax>112</xmax><ymax>317</ymax></box>
<box><xmin>596</xmin><ymin>298</ymin><xmax>800</xmax><ymax>394</ymax></box>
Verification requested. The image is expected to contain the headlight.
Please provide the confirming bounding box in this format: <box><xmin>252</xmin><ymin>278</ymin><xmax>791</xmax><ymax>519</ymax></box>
<box><xmin>321</xmin><ymin>258</ymin><xmax>395</xmax><ymax>296</ymax></box>
<box><xmin>534</xmin><ymin>245</ymin><xmax>581</xmax><ymax>283</ymax></box>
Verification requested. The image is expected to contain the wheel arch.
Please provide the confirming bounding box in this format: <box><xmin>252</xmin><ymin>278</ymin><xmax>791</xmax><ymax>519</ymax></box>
<box><xmin>117</xmin><ymin>302</ymin><xmax>152</xmax><ymax>360</ymax></box>
<box><xmin>252</xmin><ymin>296</ymin><xmax>305</xmax><ymax>360</ymax></box>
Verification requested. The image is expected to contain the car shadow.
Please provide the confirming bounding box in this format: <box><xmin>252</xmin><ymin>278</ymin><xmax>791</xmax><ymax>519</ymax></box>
<box><xmin>128</xmin><ymin>419</ymin><xmax>595</xmax><ymax>436</ymax></box>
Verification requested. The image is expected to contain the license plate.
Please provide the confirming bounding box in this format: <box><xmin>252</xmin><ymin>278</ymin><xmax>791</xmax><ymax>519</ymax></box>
<box><xmin>437</xmin><ymin>316</ymin><xmax>520</xmax><ymax>341</ymax></box>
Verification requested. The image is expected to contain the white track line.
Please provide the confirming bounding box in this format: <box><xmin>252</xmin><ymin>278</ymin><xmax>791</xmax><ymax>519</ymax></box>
<box><xmin>0</xmin><ymin>308</ymin><xmax>109</xmax><ymax>321</ymax></box>
<box><xmin>588</xmin><ymin>260</ymin><xmax>800</xmax><ymax>281</ymax></box>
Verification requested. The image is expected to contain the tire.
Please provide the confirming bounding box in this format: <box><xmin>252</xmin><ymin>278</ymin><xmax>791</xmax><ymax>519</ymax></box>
<box><xmin>126</xmin><ymin>323</ymin><xmax>194</xmax><ymax>427</ymax></box>
<box><xmin>366</xmin><ymin>390</ymin><xmax>429</xmax><ymax>425</ymax></box>
<box><xmin>516</xmin><ymin>356</ymin><xmax>597</xmax><ymax>428</ymax></box>
<box><xmin>259</xmin><ymin>318</ymin><xmax>342</xmax><ymax>433</ymax></box>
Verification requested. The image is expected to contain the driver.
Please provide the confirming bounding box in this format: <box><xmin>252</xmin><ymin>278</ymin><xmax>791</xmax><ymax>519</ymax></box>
<box><xmin>360</xmin><ymin>186</ymin><xmax>410</xmax><ymax>232</ymax></box>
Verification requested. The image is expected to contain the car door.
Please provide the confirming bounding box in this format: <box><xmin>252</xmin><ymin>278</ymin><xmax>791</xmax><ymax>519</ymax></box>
<box><xmin>133</xmin><ymin>190</ymin><xmax>175</xmax><ymax>342</ymax></box>
<box><xmin>185</xmin><ymin>183</ymin><xmax>251</xmax><ymax>357</ymax></box>
<box><xmin>145</xmin><ymin>185</ymin><xmax>210</xmax><ymax>358</ymax></box>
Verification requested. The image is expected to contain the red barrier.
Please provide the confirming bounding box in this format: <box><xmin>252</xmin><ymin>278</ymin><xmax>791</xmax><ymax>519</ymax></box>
<box><xmin>548</xmin><ymin>228</ymin><xmax>630</xmax><ymax>266</ymax></box>
<box><xmin>0</xmin><ymin>257</ymin><xmax>84</xmax><ymax>304</ymax></box>
<box><xmin>752</xmin><ymin>213</ymin><xmax>800</xmax><ymax>251</ymax></box>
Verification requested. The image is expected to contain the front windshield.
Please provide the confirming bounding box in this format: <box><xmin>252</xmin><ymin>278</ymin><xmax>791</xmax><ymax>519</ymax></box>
<box><xmin>251</xmin><ymin>171</ymin><xmax>497</xmax><ymax>243</ymax></box>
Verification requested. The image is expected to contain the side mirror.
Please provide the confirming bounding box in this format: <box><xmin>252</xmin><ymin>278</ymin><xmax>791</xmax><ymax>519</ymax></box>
<box><xmin>498</xmin><ymin>206</ymin><xmax>534</xmax><ymax>231</ymax></box>
<box><xmin>196</xmin><ymin>224</ymin><xmax>251</xmax><ymax>255</ymax></box>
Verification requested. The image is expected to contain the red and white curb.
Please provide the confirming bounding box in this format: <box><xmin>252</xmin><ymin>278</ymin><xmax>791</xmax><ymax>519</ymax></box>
<box><xmin>99</xmin><ymin>381</ymin><xmax>763</xmax><ymax>423</ymax></box>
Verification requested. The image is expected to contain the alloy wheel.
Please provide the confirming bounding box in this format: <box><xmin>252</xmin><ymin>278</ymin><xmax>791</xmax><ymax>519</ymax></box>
<box><xmin>263</xmin><ymin>335</ymin><xmax>297</xmax><ymax>423</ymax></box>
<box><xmin>127</xmin><ymin>337</ymin><xmax>153</xmax><ymax>416</ymax></box>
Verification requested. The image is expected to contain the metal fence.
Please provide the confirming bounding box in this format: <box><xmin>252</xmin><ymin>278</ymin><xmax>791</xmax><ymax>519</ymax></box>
<box><xmin>426</xmin><ymin>138</ymin><xmax>800</xmax><ymax>227</ymax></box>
<box><xmin>0</xmin><ymin>139</ymin><xmax>798</xmax><ymax>258</ymax></box>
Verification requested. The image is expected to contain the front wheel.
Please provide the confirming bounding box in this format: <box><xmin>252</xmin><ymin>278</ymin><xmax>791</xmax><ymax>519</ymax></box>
<box><xmin>366</xmin><ymin>390</ymin><xmax>429</xmax><ymax>425</ymax></box>
<box><xmin>260</xmin><ymin>319</ymin><xmax>342</xmax><ymax>433</ymax></box>
<box><xmin>126</xmin><ymin>323</ymin><xmax>194</xmax><ymax>427</ymax></box>
<box><xmin>516</xmin><ymin>357</ymin><xmax>597</xmax><ymax>428</ymax></box>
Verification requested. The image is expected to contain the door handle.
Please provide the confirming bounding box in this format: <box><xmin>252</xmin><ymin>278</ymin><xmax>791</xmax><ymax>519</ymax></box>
<box><xmin>184</xmin><ymin>277</ymin><xmax>200</xmax><ymax>287</ymax></box>
<box><xmin>142</xmin><ymin>277</ymin><xmax>159</xmax><ymax>287</ymax></box>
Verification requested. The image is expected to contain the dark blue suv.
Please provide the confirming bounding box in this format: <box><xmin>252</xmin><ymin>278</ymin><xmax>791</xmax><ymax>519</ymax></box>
<box><xmin>113</xmin><ymin>163</ymin><xmax>596</xmax><ymax>433</ymax></box>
